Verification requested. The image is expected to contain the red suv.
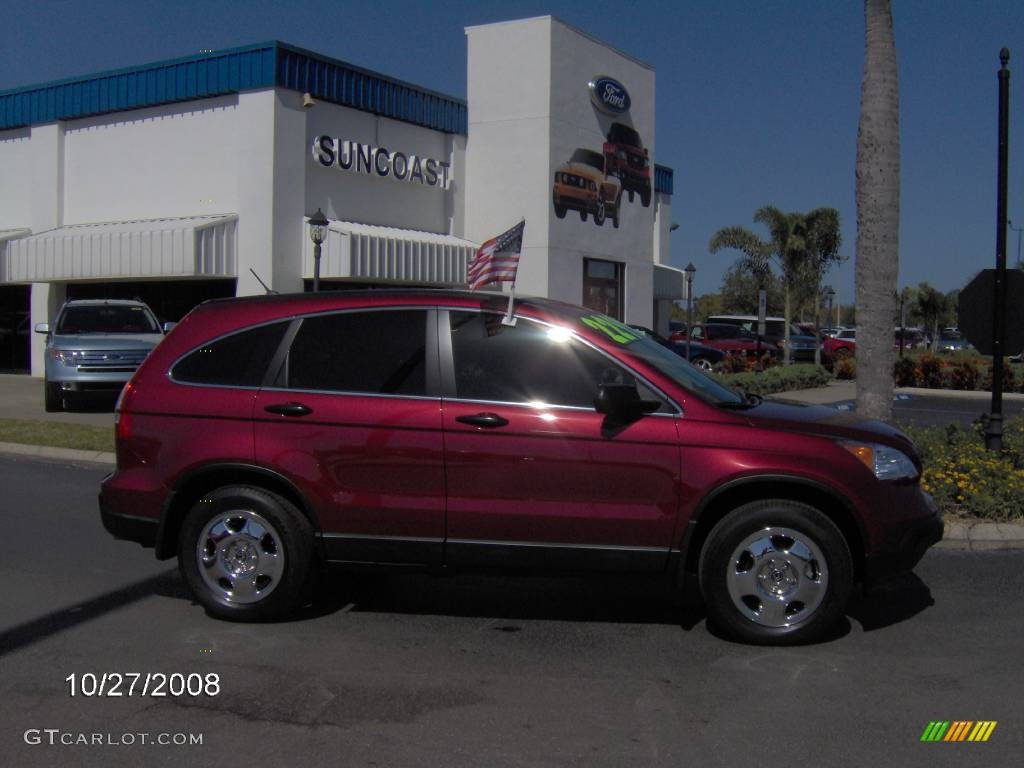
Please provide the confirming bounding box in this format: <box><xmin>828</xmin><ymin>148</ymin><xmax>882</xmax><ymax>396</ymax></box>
<box><xmin>100</xmin><ymin>291</ymin><xmax>941</xmax><ymax>644</ymax></box>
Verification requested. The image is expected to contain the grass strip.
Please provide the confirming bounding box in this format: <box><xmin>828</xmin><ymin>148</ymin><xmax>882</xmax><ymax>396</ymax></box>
<box><xmin>0</xmin><ymin>418</ymin><xmax>114</xmax><ymax>453</ymax></box>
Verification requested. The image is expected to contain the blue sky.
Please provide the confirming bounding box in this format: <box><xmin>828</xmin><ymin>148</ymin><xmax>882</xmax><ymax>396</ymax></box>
<box><xmin>2</xmin><ymin>0</ymin><xmax>1022</xmax><ymax>305</ymax></box>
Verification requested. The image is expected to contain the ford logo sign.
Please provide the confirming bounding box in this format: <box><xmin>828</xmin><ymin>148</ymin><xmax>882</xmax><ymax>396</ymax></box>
<box><xmin>588</xmin><ymin>76</ymin><xmax>630</xmax><ymax>115</ymax></box>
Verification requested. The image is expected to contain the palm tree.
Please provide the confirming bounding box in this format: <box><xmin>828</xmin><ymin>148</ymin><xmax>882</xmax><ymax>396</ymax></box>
<box><xmin>855</xmin><ymin>0</ymin><xmax>900</xmax><ymax>421</ymax></box>
<box><xmin>711</xmin><ymin>206</ymin><xmax>842</xmax><ymax>364</ymax></box>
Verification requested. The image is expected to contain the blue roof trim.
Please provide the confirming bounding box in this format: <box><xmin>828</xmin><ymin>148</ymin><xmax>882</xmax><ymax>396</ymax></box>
<box><xmin>275</xmin><ymin>42</ymin><xmax>466</xmax><ymax>135</ymax></box>
<box><xmin>654</xmin><ymin>164</ymin><xmax>674</xmax><ymax>195</ymax></box>
<box><xmin>0</xmin><ymin>41</ymin><xmax>467</xmax><ymax>135</ymax></box>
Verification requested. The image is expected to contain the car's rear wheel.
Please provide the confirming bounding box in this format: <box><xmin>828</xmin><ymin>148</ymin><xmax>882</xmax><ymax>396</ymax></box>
<box><xmin>698</xmin><ymin>500</ymin><xmax>852</xmax><ymax>645</ymax></box>
<box><xmin>44</xmin><ymin>379</ymin><xmax>63</xmax><ymax>412</ymax></box>
<box><xmin>594</xmin><ymin>196</ymin><xmax>606</xmax><ymax>226</ymax></box>
<box><xmin>178</xmin><ymin>485</ymin><xmax>316</xmax><ymax>621</ymax></box>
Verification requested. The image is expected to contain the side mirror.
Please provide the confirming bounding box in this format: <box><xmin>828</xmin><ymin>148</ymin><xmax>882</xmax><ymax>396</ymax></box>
<box><xmin>161</xmin><ymin>322</ymin><xmax>177</xmax><ymax>334</ymax></box>
<box><xmin>34</xmin><ymin>322</ymin><xmax>49</xmax><ymax>334</ymax></box>
<box><xmin>594</xmin><ymin>383</ymin><xmax>660</xmax><ymax>418</ymax></box>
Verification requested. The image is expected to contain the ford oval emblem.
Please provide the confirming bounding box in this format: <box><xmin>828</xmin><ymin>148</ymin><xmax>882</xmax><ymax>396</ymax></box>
<box><xmin>588</xmin><ymin>76</ymin><xmax>630</xmax><ymax>115</ymax></box>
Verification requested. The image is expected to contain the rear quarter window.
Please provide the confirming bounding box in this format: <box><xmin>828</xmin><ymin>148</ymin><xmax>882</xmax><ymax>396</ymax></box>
<box><xmin>172</xmin><ymin>322</ymin><xmax>289</xmax><ymax>387</ymax></box>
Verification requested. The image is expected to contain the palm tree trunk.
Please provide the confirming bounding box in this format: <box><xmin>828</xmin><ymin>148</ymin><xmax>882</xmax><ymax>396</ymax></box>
<box><xmin>855</xmin><ymin>0</ymin><xmax>900</xmax><ymax>421</ymax></box>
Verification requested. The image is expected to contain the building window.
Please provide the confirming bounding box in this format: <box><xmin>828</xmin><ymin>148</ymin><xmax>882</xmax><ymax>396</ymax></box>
<box><xmin>583</xmin><ymin>258</ymin><xmax>624</xmax><ymax>320</ymax></box>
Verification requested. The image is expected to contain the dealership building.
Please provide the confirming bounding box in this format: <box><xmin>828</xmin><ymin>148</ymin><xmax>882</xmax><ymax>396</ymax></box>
<box><xmin>0</xmin><ymin>16</ymin><xmax>681</xmax><ymax>376</ymax></box>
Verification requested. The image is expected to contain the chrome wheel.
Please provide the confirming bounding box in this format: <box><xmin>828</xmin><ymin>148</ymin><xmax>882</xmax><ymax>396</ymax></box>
<box><xmin>692</xmin><ymin>357</ymin><xmax>714</xmax><ymax>372</ymax></box>
<box><xmin>196</xmin><ymin>509</ymin><xmax>285</xmax><ymax>607</ymax></box>
<box><xmin>726</xmin><ymin>526</ymin><xmax>828</xmax><ymax>628</ymax></box>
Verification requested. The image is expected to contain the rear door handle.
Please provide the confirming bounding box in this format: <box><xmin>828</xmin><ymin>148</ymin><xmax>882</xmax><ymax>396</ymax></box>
<box><xmin>455</xmin><ymin>412</ymin><xmax>509</xmax><ymax>428</ymax></box>
<box><xmin>264</xmin><ymin>402</ymin><xmax>312</xmax><ymax>417</ymax></box>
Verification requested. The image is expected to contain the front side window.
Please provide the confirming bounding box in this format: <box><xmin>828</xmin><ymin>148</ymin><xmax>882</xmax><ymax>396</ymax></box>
<box><xmin>285</xmin><ymin>310</ymin><xmax>427</xmax><ymax>396</ymax></box>
<box><xmin>172</xmin><ymin>322</ymin><xmax>288</xmax><ymax>387</ymax></box>
<box><xmin>448</xmin><ymin>312</ymin><xmax>654</xmax><ymax>409</ymax></box>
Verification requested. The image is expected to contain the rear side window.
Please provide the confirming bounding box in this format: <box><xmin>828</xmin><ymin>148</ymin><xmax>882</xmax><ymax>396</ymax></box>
<box><xmin>172</xmin><ymin>322</ymin><xmax>288</xmax><ymax>387</ymax></box>
<box><xmin>284</xmin><ymin>310</ymin><xmax>427</xmax><ymax>396</ymax></box>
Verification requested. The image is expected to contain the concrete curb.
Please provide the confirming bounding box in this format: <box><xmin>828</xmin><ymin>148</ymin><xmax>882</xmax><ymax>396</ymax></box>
<box><xmin>0</xmin><ymin>441</ymin><xmax>115</xmax><ymax>466</ymax></box>
<box><xmin>896</xmin><ymin>387</ymin><xmax>1024</xmax><ymax>401</ymax></box>
<box><xmin>1</xmin><ymin>441</ymin><xmax>1021</xmax><ymax>548</ymax></box>
<box><xmin>933</xmin><ymin>521</ymin><xmax>1024</xmax><ymax>550</ymax></box>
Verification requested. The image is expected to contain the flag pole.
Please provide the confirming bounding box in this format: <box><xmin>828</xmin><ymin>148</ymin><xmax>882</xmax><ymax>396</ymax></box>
<box><xmin>500</xmin><ymin>217</ymin><xmax>525</xmax><ymax>327</ymax></box>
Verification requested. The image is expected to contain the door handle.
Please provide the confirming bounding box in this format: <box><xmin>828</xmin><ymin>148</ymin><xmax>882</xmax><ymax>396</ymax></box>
<box><xmin>455</xmin><ymin>412</ymin><xmax>509</xmax><ymax>428</ymax></box>
<box><xmin>264</xmin><ymin>402</ymin><xmax>312</xmax><ymax>417</ymax></box>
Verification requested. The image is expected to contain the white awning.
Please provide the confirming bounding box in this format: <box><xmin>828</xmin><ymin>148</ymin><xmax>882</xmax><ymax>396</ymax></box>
<box><xmin>304</xmin><ymin>219</ymin><xmax>478</xmax><ymax>285</ymax></box>
<box><xmin>653</xmin><ymin>263</ymin><xmax>686</xmax><ymax>300</ymax></box>
<box><xmin>1</xmin><ymin>215</ymin><xmax>237</xmax><ymax>283</ymax></box>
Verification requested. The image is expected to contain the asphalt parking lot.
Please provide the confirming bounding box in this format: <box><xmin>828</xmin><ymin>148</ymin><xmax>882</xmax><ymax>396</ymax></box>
<box><xmin>0</xmin><ymin>454</ymin><xmax>1020</xmax><ymax>768</ymax></box>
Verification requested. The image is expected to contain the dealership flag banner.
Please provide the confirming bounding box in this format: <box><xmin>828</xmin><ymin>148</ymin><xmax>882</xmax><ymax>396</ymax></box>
<box><xmin>467</xmin><ymin>220</ymin><xmax>525</xmax><ymax>291</ymax></box>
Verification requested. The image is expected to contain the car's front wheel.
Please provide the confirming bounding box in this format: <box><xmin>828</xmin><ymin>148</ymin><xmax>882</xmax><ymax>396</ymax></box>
<box><xmin>691</xmin><ymin>356</ymin><xmax>714</xmax><ymax>372</ymax></box>
<box><xmin>178</xmin><ymin>485</ymin><xmax>316</xmax><ymax>621</ymax></box>
<box><xmin>698</xmin><ymin>500</ymin><xmax>852</xmax><ymax>645</ymax></box>
<box><xmin>44</xmin><ymin>379</ymin><xmax>63</xmax><ymax>412</ymax></box>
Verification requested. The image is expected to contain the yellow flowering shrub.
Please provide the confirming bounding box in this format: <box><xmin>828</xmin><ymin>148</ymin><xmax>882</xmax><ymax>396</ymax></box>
<box><xmin>906</xmin><ymin>417</ymin><xmax>1024</xmax><ymax>520</ymax></box>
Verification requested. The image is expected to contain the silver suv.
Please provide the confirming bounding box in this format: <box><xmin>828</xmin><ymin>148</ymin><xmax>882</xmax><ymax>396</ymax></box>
<box><xmin>35</xmin><ymin>299</ymin><xmax>167</xmax><ymax>411</ymax></box>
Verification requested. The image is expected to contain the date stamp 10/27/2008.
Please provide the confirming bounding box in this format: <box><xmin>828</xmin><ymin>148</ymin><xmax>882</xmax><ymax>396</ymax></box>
<box><xmin>65</xmin><ymin>673</ymin><xmax>220</xmax><ymax>698</ymax></box>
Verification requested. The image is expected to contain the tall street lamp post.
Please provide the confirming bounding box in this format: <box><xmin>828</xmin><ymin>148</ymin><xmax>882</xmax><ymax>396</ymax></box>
<box><xmin>308</xmin><ymin>208</ymin><xmax>329</xmax><ymax>293</ymax></box>
<box><xmin>684</xmin><ymin>263</ymin><xmax>696</xmax><ymax>363</ymax></box>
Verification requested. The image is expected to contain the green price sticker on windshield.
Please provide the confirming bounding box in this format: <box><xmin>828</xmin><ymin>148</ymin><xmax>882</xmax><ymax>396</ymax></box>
<box><xmin>581</xmin><ymin>315</ymin><xmax>641</xmax><ymax>344</ymax></box>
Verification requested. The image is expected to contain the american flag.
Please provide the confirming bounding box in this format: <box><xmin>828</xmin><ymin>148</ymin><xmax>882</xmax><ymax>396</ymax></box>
<box><xmin>467</xmin><ymin>221</ymin><xmax>525</xmax><ymax>291</ymax></box>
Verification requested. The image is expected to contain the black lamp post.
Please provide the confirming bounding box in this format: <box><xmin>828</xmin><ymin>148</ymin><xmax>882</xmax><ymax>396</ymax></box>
<box><xmin>308</xmin><ymin>208</ymin><xmax>329</xmax><ymax>293</ymax></box>
<box><xmin>684</xmin><ymin>263</ymin><xmax>696</xmax><ymax>362</ymax></box>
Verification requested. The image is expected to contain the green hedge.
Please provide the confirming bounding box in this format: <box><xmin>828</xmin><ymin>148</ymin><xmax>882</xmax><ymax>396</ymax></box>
<box><xmin>712</xmin><ymin>364</ymin><xmax>832</xmax><ymax>395</ymax></box>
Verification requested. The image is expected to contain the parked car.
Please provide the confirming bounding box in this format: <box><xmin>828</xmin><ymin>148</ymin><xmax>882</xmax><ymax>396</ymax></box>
<box><xmin>707</xmin><ymin>315</ymin><xmax>818</xmax><ymax>362</ymax></box>
<box><xmin>100</xmin><ymin>290</ymin><xmax>942</xmax><ymax>645</ymax></box>
<box><xmin>824</xmin><ymin>328</ymin><xmax>857</xmax><ymax>360</ymax></box>
<box><xmin>895</xmin><ymin>327</ymin><xmax>928</xmax><ymax>351</ymax></box>
<box><xmin>35</xmin><ymin>299</ymin><xmax>167</xmax><ymax>411</ymax></box>
<box><xmin>552</xmin><ymin>148</ymin><xmax>621</xmax><ymax>226</ymax></box>
<box><xmin>627</xmin><ymin>324</ymin><xmax>725</xmax><ymax>371</ymax></box>
<box><xmin>678</xmin><ymin>322</ymin><xmax>775</xmax><ymax>359</ymax></box>
<box><xmin>934</xmin><ymin>329</ymin><xmax>972</xmax><ymax>354</ymax></box>
<box><xmin>602</xmin><ymin>122</ymin><xmax>651</xmax><ymax>207</ymax></box>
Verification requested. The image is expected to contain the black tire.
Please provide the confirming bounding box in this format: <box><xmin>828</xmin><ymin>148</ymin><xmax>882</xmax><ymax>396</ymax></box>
<box><xmin>554</xmin><ymin>202</ymin><xmax>567</xmax><ymax>219</ymax></box>
<box><xmin>594</xmin><ymin>196</ymin><xmax>606</xmax><ymax>226</ymax></box>
<box><xmin>579</xmin><ymin>209</ymin><xmax>587</xmax><ymax>222</ymax></box>
<box><xmin>44</xmin><ymin>380</ymin><xmax>62</xmax><ymax>412</ymax></box>
<box><xmin>628</xmin><ymin>190</ymin><xmax>635</xmax><ymax>203</ymax></box>
<box><xmin>691</xmin><ymin>356</ymin><xmax>714</xmax><ymax>372</ymax></box>
<box><xmin>611</xmin><ymin>193</ymin><xmax>621</xmax><ymax>228</ymax></box>
<box><xmin>178</xmin><ymin>485</ymin><xmax>317</xmax><ymax>621</ymax></box>
<box><xmin>698</xmin><ymin>499</ymin><xmax>853</xmax><ymax>645</ymax></box>
<box><xmin>641</xmin><ymin>189</ymin><xmax>651</xmax><ymax>207</ymax></box>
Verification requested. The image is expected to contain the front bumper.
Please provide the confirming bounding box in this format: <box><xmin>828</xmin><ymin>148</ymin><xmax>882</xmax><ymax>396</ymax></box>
<box><xmin>863</xmin><ymin>497</ymin><xmax>944</xmax><ymax>587</ymax></box>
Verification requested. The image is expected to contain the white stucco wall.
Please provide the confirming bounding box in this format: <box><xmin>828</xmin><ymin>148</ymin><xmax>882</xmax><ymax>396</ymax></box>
<box><xmin>0</xmin><ymin>128</ymin><xmax>32</xmax><ymax>230</ymax></box>
<box><xmin>466</xmin><ymin>16</ymin><xmax>657</xmax><ymax>326</ymax></box>
<box><xmin>63</xmin><ymin>95</ymin><xmax>239</xmax><ymax>225</ymax></box>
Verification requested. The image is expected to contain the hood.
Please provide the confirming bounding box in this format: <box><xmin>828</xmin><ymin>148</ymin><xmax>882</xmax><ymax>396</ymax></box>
<box><xmin>741</xmin><ymin>398</ymin><xmax>917</xmax><ymax>456</ymax></box>
<box><xmin>50</xmin><ymin>333</ymin><xmax>164</xmax><ymax>350</ymax></box>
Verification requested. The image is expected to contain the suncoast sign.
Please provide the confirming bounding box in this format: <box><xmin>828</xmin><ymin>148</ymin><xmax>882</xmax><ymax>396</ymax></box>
<box><xmin>311</xmin><ymin>136</ymin><xmax>451</xmax><ymax>189</ymax></box>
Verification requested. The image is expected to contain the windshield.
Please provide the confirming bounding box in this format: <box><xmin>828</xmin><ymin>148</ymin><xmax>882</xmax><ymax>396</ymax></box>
<box><xmin>56</xmin><ymin>305</ymin><xmax>159</xmax><ymax>334</ymax></box>
<box><xmin>569</xmin><ymin>148</ymin><xmax>605</xmax><ymax>171</ymax></box>
<box><xmin>576</xmin><ymin>314</ymin><xmax>743</xmax><ymax>406</ymax></box>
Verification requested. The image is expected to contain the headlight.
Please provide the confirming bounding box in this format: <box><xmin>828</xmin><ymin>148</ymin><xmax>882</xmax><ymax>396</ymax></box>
<box><xmin>842</xmin><ymin>441</ymin><xmax>918</xmax><ymax>481</ymax></box>
<box><xmin>51</xmin><ymin>349</ymin><xmax>85</xmax><ymax>367</ymax></box>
